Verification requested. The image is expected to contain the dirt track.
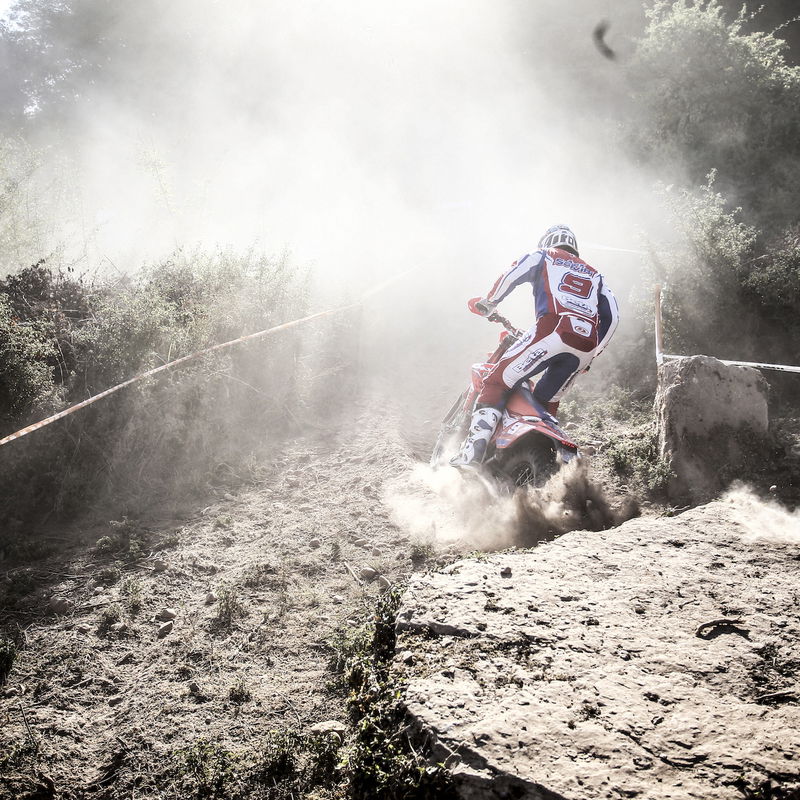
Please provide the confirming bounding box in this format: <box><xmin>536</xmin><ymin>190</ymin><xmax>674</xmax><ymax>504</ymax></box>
<box><xmin>0</xmin><ymin>404</ymin><xmax>438</xmax><ymax>797</ymax></box>
<box><xmin>0</xmin><ymin>396</ymin><xmax>708</xmax><ymax>798</ymax></box>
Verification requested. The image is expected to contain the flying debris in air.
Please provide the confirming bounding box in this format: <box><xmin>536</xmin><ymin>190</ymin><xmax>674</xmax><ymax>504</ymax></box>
<box><xmin>593</xmin><ymin>20</ymin><xmax>616</xmax><ymax>60</ymax></box>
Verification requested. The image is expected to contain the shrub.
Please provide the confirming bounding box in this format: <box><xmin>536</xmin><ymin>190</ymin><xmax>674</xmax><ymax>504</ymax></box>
<box><xmin>626</xmin><ymin>2</ymin><xmax>800</xmax><ymax>386</ymax></box>
<box><xmin>331</xmin><ymin>587</ymin><xmax>456</xmax><ymax>799</ymax></box>
<box><xmin>0</xmin><ymin>291</ymin><xmax>57</xmax><ymax>423</ymax></box>
<box><xmin>630</xmin><ymin>0</ymin><xmax>800</xmax><ymax>229</ymax></box>
<box><xmin>0</xmin><ymin>248</ymin><xmax>333</xmax><ymax>536</ymax></box>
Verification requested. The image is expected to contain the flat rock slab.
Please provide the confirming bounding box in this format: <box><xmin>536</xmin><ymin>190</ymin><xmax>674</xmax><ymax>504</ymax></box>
<box><xmin>394</xmin><ymin>497</ymin><xmax>800</xmax><ymax>799</ymax></box>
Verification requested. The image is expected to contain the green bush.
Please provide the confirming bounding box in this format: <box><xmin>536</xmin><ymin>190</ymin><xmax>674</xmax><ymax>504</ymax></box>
<box><xmin>0</xmin><ymin>249</ymin><xmax>343</xmax><ymax>535</ymax></box>
<box><xmin>626</xmin><ymin>2</ymin><xmax>800</xmax><ymax>383</ymax></box>
<box><xmin>655</xmin><ymin>176</ymin><xmax>757</xmax><ymax>359</ymax></box>
<box><xmin>0</xmin><ymin>291</ymin><xmax>57</xmax><ymax>422</ymax></box>
<box><xmin>630</xmin><ymin>1</ymin><xmax>800</xmax><ymax>228</ymax></box>
<box><xmin>331</xmin><ymin>588</ymin><xmax>456</xmax><ymax>799</ymax></box>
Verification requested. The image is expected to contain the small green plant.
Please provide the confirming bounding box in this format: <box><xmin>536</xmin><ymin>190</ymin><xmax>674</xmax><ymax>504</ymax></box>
<box><xmin>94</xmin><ymin>536</ymin><xmax>115</xmax><ymax>554</ymax></box>
<box><xmin>94</xmin><ymin>518</ymin><xmax>150</xmax><ymax>560</ymax></box>
<box><xmin>213</xmin><ymin>584</ymin><xmax>245</xmax><ymax>630</ymax></box>
<box><xmin>178</xmin><ymin>740</ymin><xmax>242</xmax><ymax>799</ymax></box>
<box><xmin>331</xmin><ymin>586</ymin><xmax>456</xmax><ymax>798</ymax></box>
<box><xmin>0</xmin><ymin>637</ymin><xmax>16</xmax><ymax>685</ymax></box>
<box><xmin>241</xmin><ymin>562</ymin><xmax>279</xmax><ymax>589</ymax></box>
<box><xmin>603</xmin><ymin>424</ymin><xmax>673</xmax><ymax>494</ymax></box>
<box><xmin>94</xmin><ymin>566</ymin><xmax>121</xmax><ymax>585</ymax></box>
<box><xmin>159</xmin><ymin>529</ymin><xmax>182</xmax><ymax>549</ymax></box>
<box><xmin>98</xmin><ymin>603</ymin><xmax>122</xmax><ymax>632</ymax></box>
<box><xmin>252</xmin><ymin>730</ymin><xmax>302</xmax><ymax>785</ymax></box>
<box><xmin>120</xmin><ymin>576</ymin><xmax>143</xmax><ymax>615</ymax></box>
<box><xmin>1</xmin><ymin>569</ymin><xmax>38</xmax><ymax>608</ymax></box>
<box><xmin>410</xmin><ymin>542</ymin><xmax>434</xmax><ymax>567</ymax></box>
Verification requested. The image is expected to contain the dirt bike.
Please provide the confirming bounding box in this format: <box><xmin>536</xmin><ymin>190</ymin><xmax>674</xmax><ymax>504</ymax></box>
<box><xmin>430</xmin><ymin>312</ymin><xmax>579</xmax><ymax>487</ymax></box>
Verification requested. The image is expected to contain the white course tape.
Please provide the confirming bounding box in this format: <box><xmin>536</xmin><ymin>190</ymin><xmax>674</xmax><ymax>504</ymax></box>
<box><xmin>0</xmin><ymin>305</ymin><xmax>357</xmax><ymax>448</ymax></box>
<box><xmin>655</xmin><ymin>285</ymin><xmax>800</xmax><ymax>374</ymax></box>
<box><xmin>582</xmin><ymin>241</ymin><xmax>647</xmax><ymax>255</ymax></box>
<box><xmin>0</xmin><ymin>266</ymin><xmax>418</xmax><ymax>449</ymax></box>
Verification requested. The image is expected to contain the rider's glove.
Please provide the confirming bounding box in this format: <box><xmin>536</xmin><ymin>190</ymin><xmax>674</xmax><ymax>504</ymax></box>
<box><xmin>468</xmin><ymin>297</ymin><xmax>495</xmax><ymax>317</ymax></box>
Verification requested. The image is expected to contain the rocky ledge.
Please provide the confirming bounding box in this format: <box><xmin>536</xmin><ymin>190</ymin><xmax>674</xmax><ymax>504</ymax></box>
<box><xmin>394</xmin><ymin>494</ymin><xmax>800</xmax><ymax>799</ymax></box>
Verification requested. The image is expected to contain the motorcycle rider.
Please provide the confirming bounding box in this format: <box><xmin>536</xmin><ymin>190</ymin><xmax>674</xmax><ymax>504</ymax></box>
<box><xmin>451</xmin><ymin>224</ymin><xmax>619</xmax><ymax>469</ymax></box>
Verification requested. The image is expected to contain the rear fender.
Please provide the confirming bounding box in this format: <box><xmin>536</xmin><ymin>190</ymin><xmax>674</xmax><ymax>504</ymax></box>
<box><xmin>494</xmin><ymin>414</ymin><xmax>579</xmax><ymax>457</ymax></box>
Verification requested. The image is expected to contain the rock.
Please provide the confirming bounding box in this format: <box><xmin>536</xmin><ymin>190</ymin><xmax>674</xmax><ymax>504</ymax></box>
<box><xmin>155</xmin><ymin>608</ymin><xmax>178</xmax><ymax>622</ymax></box>
<box><xmin>769</xmin><ymin>485</ymin><xmax>778</xmax><ymax>493</ymax></box>
<box><xmin>151</xmin><ymin>559</ymin><xmax>168</xmax><ymax>573</ymax></box>
<box><xmin>395</xmin><ymin>498</ymin><xmax>800</xmax><ymax>799</ymax></box>
<box><xmin>309</xmin><ymin>538</ymin><xmax>321</xmax><ymax>549</ymax></box>
<box><xmin>359</xmin><ymin>567</ymin><xmax>379</xmax><ymax>581</ymax></box>
<box><xmin>655</xmin><ymin>356</ymin><xmax>769</xmax><ymax>502</ymax></box>
<box><xmin>224</xmin><ymin>492</ymin><xmax>236</xmax><ymax>501</ymax></box>
<box><xmin>157</xmin><ymin>621</ymin><xmax>174</xmax><ymax>639</ymax></box>
<box><xmin>371</xmin><ymin>547</ymin><xmax>383</xmax><ymax>557</ymax></box>
<box><xmin>110</xmin><ymin>622</ymin><xmax>127</xmax><ymax>633</ymax></box>
<box><xmin>48</xmin><ymin>597</ymin><xmax>74</xmax><ymax>615</ymax></box>
<box><xmin>76</xmin><ymin>623</ymin><xmax>92</xmax><ymax>634</ymax></box>
<box><xmin>353</xmin><ymin>538</ymin><xmax>368</xmax><ymax>547</ymax></box>
<box><xmin>309</xmin><ymin>720</ymin><xmax>347</xmax><ymax>739</ymax></box>
<box><xmin>3</xmin><ymin>687</ymin><xmax>19</xmax><ymax>698</ymax></box>
<box><xmin>499</xmin><ymin>566</ymin><xmax>512</xmax><ymax>578</ymax></box>
<box><xmin>377</xmin><ymin>576</ymin><xmax>391</xmax><ymax>591</ymax></box>
<box><xmin>205</xmin><ymin>592</ymin><xmax>217</xmax><ymax>605</ymax></box>
<box><xmin>108</xmin><ymin>695</ymin><xmax>123</xmax><ymax>707</ymax></box>
<box><xmin>332</xmin><ymin>594</ymin><xmax>345</xmax><ymax>604</ymax></box>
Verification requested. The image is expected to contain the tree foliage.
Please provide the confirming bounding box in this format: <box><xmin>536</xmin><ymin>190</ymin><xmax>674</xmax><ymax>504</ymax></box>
<box><xmin>629</xmin><ymin>1</ymin><xmax>800</xmax><ymax>373</ymax></box>
<box><xmin>631</xmin><ymin>0</ymin><xmax>800</xmax><ymax>229</ymax></box>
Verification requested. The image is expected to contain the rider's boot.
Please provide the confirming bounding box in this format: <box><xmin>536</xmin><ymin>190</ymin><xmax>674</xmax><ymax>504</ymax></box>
<box><xmin>450</xmin><ymin>406</ymin><xmax>502</xmax><ymax>470</ymax></box>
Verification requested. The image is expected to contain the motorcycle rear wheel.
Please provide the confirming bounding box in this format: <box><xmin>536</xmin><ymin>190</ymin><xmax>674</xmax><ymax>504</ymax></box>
<box><xmin>498</xmin><ymin>438</ymin><xmax>557</xmax><ymax>488</ymax></box>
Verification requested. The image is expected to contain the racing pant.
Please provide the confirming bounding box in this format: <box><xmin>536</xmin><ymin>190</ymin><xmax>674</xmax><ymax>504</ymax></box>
<box><xmin>477</xmin><ymin>313</ymin><xmax>599</xmax><ymax>416</ymax></box>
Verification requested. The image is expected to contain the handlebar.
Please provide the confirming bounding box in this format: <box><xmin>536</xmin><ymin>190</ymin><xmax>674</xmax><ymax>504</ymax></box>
<box><xmin>487</xmin><ymin>312</ymin><xmax>523</xmax><ymax>339</ymax></box>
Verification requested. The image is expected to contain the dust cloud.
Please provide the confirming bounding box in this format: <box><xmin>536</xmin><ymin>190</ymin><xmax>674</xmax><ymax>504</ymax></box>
<box><xmin>384</xmin><ymin>460</ymin><xmax>638</xmax><ymax>552</ymax></box>
<box><xmin>1</xmin><ymin>0</ymin><xmax>682</xmax><ymax>456</ymax></box>
<box><xmin>1</xmin><ymin>1</ymin><xmax>663</xmax><ymax>296</ymax></box>
<box><xmin>722</xmin><ymin>484</ymin><xmax>800</xmax><ymax>544</ymax></box>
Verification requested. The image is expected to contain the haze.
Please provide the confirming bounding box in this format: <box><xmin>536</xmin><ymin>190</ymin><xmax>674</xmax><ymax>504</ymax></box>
<box><xmin>1</xmin><ymin>0</ymin><xmax>658</xmax><ymax>309</ymax></box>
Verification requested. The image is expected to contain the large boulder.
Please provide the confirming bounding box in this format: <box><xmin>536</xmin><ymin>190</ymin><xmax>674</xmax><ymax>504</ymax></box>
<box><xmin>394</xmin><ymin>496</ymin><xmax>800</xmax><ymax>800</ymax></box>
<box><xmin>655</xmin><ymin>356</ymin><xmax>769</xmax><ymax>502</ymax></box>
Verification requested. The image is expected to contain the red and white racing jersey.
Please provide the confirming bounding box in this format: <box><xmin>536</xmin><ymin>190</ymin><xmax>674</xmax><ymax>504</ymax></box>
<box><xmin>485</xmin><ymin>247</ymin><xmax>619</xmax><ymax>353</ymax></box>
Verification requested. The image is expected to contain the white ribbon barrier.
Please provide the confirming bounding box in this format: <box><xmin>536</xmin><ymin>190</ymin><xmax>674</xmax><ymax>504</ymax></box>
<box><xmin>655</xmin><ymin>285</ymin><xmax>800</xmax><ymax>374</ymax></box>
<box><xmin>0</xmin><ymin>266</ymin><xmax>420</xmax><ymax>449</ymax></box>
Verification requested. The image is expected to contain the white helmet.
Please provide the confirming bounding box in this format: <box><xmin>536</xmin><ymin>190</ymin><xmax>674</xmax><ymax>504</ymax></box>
<box><xmin>538</xmin><ymin>224</ymin><xmax>579</xmax><ymax>256</ymax></box>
